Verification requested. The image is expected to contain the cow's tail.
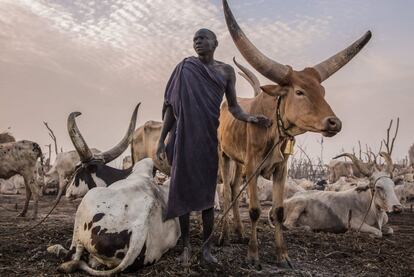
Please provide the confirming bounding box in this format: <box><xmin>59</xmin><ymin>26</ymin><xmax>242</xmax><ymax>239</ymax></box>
<box><xmin>77</xmin><ymin>223</ymin><xmax>148</xmax><ymax>276</ymax></box>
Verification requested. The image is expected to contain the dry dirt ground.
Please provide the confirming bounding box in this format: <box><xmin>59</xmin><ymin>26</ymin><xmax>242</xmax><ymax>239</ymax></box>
<box><xmin>0</xmin><ymin>194</ymin><xmax>413</xmax><ymax>277</ymax></box>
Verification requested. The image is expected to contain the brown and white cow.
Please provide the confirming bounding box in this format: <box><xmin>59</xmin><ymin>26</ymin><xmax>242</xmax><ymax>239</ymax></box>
<box><xmin>219</xmin><ymin>0</ymin><xmax>371</xmax><ymax>268</ymax></box>
<box><xmin>282</xmin><ymin>154</ymin><xmax>402</xmax><ymax>237</ymax></box>
<box><xmin>0</xmin><ymin>140</ymin><xmax>44</xmax><ymax>218</ymax></box>
<box><xmin>47</xmin><ymin>158</ymin><xmax>180</xmax><ymax>275</ymax></box>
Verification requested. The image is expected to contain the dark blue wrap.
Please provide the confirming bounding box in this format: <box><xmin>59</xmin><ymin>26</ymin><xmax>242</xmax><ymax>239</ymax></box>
<box><xmin>163</xmin><ymin>56</ymin><xmax>226</xmax><ymax>219</ymax></box>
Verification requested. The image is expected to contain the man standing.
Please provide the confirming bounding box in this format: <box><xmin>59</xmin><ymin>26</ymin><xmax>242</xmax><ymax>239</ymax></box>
<box><xmin>156</xmin><ymin>28</ymin><xmax>270</xmax><ymax>265</ymax></box>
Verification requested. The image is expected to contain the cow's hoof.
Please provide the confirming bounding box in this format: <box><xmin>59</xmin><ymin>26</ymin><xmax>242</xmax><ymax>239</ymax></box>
<box><xmin>276</xmin><ymin>258</ymin><xmax>294</xmax><ymax>270</ymax></box>
<box><xmin>217</xmin><ymin>235</ymin><xmax>229</xmax><ymax>246</ymax></box>
<box><xmin>57</xmin><ymin>260</ymin><xmax>80</xmax><ymax>273</ymax></box>
<box><xmin>382</xmin><ymin>226</ymin><xmax>394</xmax><ymax>236</ymax></box>
<box><xmin>246</xmin><ymin>257</ymin><xmax>262</xmax><ymax>271</ymax></box>
<box><xmin>233</xmin><ymin>236</ymin><xmax>249</xmax><ymax>245</ymax></box>
<box><xmin>16</xmin><ymin>212</ymin><xmax>26</xmax><ymax>218</ymax></box>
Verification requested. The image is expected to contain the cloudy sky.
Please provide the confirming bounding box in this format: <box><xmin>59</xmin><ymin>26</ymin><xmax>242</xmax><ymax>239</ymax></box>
<box><xmin>1</xmin><ymin>0</ymin><xmax>413</xmax><ymax>165</ymax></box>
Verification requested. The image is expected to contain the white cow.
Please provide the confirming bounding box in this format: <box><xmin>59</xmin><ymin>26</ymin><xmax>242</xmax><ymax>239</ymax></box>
<box><xmin>280</xmin><ymin>160</ymin><xmax>402</xmax><ymax>237</ymax></box>
<box><xmin>48</xmin><ymin>158</ymin><xmax>180</xmax><ymax>275</ymax></box>
<box><xmin>394</xmin><ymin>182</ymin><xmax>414</xmax><ymax>205</ymax></box>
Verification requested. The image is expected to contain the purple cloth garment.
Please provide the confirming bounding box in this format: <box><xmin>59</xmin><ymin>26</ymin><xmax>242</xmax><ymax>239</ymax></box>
<box><xmin>163</xmin><ymin>56</ymin><xmax>226</xmax><ymax>220</ymax></box>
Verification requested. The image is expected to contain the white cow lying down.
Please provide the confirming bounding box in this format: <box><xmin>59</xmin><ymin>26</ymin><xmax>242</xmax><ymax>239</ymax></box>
<box><xmin>280</xmin><ymin>171</ymin><xmax>402</xmax><ymax>238</ymax></box>
<box><xmin>48</xmin><ymin>158</ymin><xmax>180</xmax><ymax>276</ymax></box>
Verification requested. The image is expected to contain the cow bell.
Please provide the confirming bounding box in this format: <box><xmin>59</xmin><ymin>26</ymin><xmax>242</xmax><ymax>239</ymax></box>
<box><xmin>283</xmin><ymin>137</ymin><xmax>295</xmax><ymax>155</ymax></box>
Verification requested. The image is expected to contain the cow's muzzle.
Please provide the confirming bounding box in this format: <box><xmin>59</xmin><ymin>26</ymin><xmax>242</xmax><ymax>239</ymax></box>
<box><xmin>392</xmin><ymin>205</ymin><xmax>402</xmax><ymax>214</ymax></box>
<box><xmin>322</xmin><ymin>116</ymin><xmax>342</xmax><ymax>137</ymax></box>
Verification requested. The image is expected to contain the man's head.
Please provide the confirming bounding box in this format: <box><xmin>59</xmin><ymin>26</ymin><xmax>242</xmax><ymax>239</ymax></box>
<box><xmin>193</xmin><ymin>28</ymin><xmax>218</xmax><ymax>56</ymax></box>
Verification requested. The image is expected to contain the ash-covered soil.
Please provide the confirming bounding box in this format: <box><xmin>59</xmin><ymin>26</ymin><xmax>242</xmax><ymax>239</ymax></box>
<box><xmin>1</xmin><ymin>195</ymin><xmax>413</xmax><ymax>276</ymax></box>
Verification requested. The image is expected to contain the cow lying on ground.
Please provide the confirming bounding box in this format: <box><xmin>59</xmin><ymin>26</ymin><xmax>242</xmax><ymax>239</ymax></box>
<box><xmin>47</xmin><ymin>158</ymin><xmax>180</xmax><ymax>275</ymax></box>
<box><xmin>324</xmin><ymin>176</ymin><xmax>369</xmax><ymax>192</ymax></box>
<box><xmin>241</xmin><ymin>176</ymin><xmax>305</xmax><ymax>203</ymax></box>
<box><xmin>64</xmin><ymin>104</ymin><xmax>139</xmax><ymax>200</ymax></box>
<box><xmin>394</xmin><ymin>182</ymin><xmax>414</xmax><ymax>205</ymax></box>
<box><xmin>277</xmin><ymin>153</ymin><xmax>402</xmax><ymax>237</ymax></box>
<box><xmin>0</xmin><ymin>140</ymin><xmax>44</xmax><ymax>218</ymax></box>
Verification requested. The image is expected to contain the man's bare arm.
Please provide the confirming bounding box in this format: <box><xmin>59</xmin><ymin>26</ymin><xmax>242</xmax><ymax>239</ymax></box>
<box><xmin>157</xmin><ymin>105</ymin><xmax>175</xmax><ymax>160</ymax></box>
<box><xmin>224</xmin><ymin>65</ymin><xmax>271</xmax><ymax>127</ymax></box>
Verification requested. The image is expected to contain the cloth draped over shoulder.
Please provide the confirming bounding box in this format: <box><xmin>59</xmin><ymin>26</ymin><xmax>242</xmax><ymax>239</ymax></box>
<box><xmin>163</xmin><ymin>56</ymin><xmax>226</xmax><ymax>220</ymax></box>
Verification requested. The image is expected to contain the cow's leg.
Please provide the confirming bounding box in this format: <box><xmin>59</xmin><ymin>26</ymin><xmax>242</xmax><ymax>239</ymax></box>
<box><xmin>282</xmin><ymin>205</ymin><xmax>305</xmax><ymax>230</ymax></box>
<box><xmin>381</xmin><ymin>213</ymin><xmax>393</xmax><ymax>235</ymax></box>
<box><xmin>17</xmin><ymin>176</ymin><xmax>32</xmax><ymax>217</ymax></box>
<box><xmin>58</xmin><ymin>244</ymin><xmax>84</xmax><ymax>273</ymax></box>
<box><xmin>218</xmin><ymin>154</ymin><xmax>232</xmax><ymax>246</ymax></box>
<box><xmin>271</xmin><ymin>162</ymin><xmax>293</xmax><ymax>269</ymax></box>
<box><xmin>354</xmin><ymin>223</ymin><xmax>382</xmax><ymax>238</ymax></box>
<box><xmin>245</xmin><ymin>171</ymin><xmax>261</xmax><ymax>268</ymax></box>
<box><xmin>177</xmin><ymin>213</ymin><xmax>191</xmax><ymax>266</ymax></box>
<box><xmin>231</xmin><ymin>163</ymin><xmax>246</xmax><ymax>243</ymax></box>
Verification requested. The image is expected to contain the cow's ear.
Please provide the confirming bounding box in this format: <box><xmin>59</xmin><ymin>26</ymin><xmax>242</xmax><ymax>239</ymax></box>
<box><xmin>260</xmin><ymin>85</ymin><xmax>287</xmax><ymax>97</ymax></box>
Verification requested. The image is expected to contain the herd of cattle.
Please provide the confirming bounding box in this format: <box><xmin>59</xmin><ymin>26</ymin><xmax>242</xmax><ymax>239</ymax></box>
<box><xmin>2</xmin><ymin>0</ymin><xmax>414</xmax><ymax>275</ymax></box>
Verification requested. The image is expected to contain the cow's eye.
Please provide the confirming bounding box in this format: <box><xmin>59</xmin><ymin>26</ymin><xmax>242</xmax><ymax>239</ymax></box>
<box><xmin>295</xmin><ymin>90</ymin><xmax>305</xmax><ymax>96</ymax></box>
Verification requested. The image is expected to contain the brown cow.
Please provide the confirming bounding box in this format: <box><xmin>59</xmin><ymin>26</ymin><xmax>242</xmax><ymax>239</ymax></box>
<box><xmin>219</xmin><ymin>0</ymin><xmax>371</xmax><ymax>268</ymax></box>
<box><xmin>131</xmin><ymin>120</ymin><xmax>170</xmax><ymax>175</ymax></box>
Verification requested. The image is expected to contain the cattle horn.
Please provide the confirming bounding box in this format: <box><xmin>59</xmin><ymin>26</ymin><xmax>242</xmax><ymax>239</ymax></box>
<box><xmin>223</xmin><ymin>0</ymin><xmax>290</xmax><ymax>84</ymax></box>
<box><xmin>233</xmin><ymin>57</ymin><xmax>261</xmax><ymax>96</ymax></box>
<box><xmin>99</xmin><ymin>103</ymin><xmax>140</xmax><ymax>164</ymax></box>
<box><xmin>68</xmin><ymin>112</ymin><xmax>94</xmax><ymax>162</ymax></box>
<box><xmin>333</xmin><ymin>153</ymin><xmax>372</xmax><ymax>177</ymax></box>
<box><xmin>380</xmin><ymin>151</ymin><xmax>394</xmax><ymax>175</ymax></box>
<box><xmin>313</xmin><ymin>31</ymin><xmax>372</xmax><ymax>82</ymax></box>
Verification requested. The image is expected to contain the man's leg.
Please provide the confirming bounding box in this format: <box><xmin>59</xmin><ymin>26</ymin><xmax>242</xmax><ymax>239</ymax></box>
<box><xmin>202</xmin><ymin>207</ymin><xmax>218</xmax><ymax>264</ymax></box>
<box><xmin>178</xmin><ymin>213</ymin><xmax>191</xmax><ymax>266</ymax></box>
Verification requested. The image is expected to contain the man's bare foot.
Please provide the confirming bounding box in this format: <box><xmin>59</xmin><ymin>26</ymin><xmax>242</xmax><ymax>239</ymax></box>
<box><xmin>202</xmin><ymin>244</ymin><xmax>218</xmax><ymax>264</ymax></box>
<box><xmin>177</xmin><ymin>246</ymin><xmax>191</xmax><ymax>267</ymax></box>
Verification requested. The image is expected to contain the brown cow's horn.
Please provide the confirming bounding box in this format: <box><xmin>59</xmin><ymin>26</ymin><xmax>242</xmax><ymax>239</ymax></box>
<box><xmin>233</xmin><ymin>57</ymin><xmax>261</xmax><ymax>96</ymax></box>
<box><xmin>333</xmin><ymin>153</ymin><xmax>372</xmax><ymax>177</ymax></box>
<box><xmin>380</xmin><ymin>151</ymin><xmax>394</xmax><ymax>175</ymax></box>
<box><xmin>99</xmin><ymin>103</ymin><xmax>140</xmax><ymax>164</ymax></box>
<box><xmin>67</xmin><ymin>112</ymin><xmax>93</xmax><ymax>162</ymax></box>
<box><xmin>313</xmin><ymin>31</ymin><xmax>372</xmax><ymax>82</ymax></box>
<box><xmin>223</xmin><ymin>0</ymin><xmax>290</xmax><ymax>84</ymax></box>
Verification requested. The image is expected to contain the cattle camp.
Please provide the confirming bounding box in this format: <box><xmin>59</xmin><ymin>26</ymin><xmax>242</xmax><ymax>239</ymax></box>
<box><xmin>1</xmin><ymin>0</ymin><xmax>413</xmax><ymax>276</ymax></box>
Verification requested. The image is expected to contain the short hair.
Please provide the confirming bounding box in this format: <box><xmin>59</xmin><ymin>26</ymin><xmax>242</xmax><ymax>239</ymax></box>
<box><xmin>195</xmin><ymin>28</ymin><xmax>217</xmax><ymax>41</ymax></box>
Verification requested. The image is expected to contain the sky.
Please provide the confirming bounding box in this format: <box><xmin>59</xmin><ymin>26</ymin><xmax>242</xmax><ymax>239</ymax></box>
<box><xmin>1</xmin><ymin>0</ymin><xmax>413</xmax><ymax>166</ymax></box>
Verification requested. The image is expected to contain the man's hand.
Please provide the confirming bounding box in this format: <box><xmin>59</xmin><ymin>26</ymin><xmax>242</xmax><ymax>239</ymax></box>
<box><xmin>156</xmin><ymin>141</ymin><xmax>166</xmax><ymax>161</ymax></box>
<box><xmin>248</xmin><ymin>115</ymin><xmax>272</xmax><ymax>128</ymax></box>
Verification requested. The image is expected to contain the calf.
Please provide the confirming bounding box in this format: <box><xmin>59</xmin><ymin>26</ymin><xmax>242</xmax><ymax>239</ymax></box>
<box><xmin>0</xmin><ymin>140</ymin><xmax>44</xmax><ymax>218</ymax></box>
<box><xmin>47</xmin><ymin>158</ymin><xmax>180</xmax><ymax>275</ymax></box>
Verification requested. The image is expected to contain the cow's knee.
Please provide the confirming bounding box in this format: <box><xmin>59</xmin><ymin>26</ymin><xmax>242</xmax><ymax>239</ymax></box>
<box><xmin>249</xmin><ymin>208</ymin><xmax>261</xmax><ymax>222</ymax></box>
<box><xmin>47</xmin><ymin>244</ymin><xmax>69</xmax><ymax>258</ymax></box>
<box><xmin>275</xmin><ymin>207</ymin><xmax>284</xmax><ymax>223</ymax></box>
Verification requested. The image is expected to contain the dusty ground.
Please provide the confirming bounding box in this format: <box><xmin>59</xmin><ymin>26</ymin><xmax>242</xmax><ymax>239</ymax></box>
<box><xmin>0</xmin><ymin>194</ymin><xmax>413</xmax><ymax>277</ymax></box>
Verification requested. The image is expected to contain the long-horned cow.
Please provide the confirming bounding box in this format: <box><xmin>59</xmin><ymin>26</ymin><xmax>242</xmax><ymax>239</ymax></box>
<box><xmin>282</xmin><ymin>153</ymin><xmax>402</xmax><ymax>235</ymax></box>
<box><xmin>47</xmin><ymin>158</ymin><xmax>180</xmax><ymax>275</ymax></box>
<box><xmin>0</xmin><ymin>140</ymin><xmax>44</xmax><ymax>218</ymax></box>
<box><xmin>219</xmin><ymin>0</ymin><xmax>371</xmax><ymax>268</ymax></box>
<box><xmin>64</xmin><ymin>104</ymin><xmax>139</xmax><ymax>200</ymax></box>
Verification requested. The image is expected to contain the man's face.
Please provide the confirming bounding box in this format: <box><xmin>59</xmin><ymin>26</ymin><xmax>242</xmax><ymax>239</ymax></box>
<box><xmin>193</xmin><ymin>29</ymin><xmax>217</xmax><ymax>56</ymax></box>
